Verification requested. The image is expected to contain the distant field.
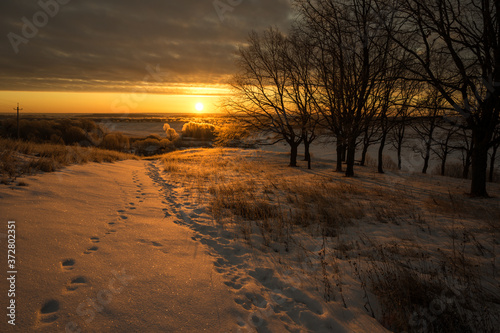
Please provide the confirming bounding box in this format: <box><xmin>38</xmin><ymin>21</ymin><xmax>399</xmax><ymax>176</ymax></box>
<box><xmin>94</xmin><ymin>113</ymin><xmax>226</xmax><ymax>137</ymax></box>
<box><xmin>99</xmin><ymin>121</ymin><xmax>184</xmax><ymax>137</ymax></box>
<box><xmin>97</xmin><ymin>119</ymin><xmax>499</xmax><ymax>177</ymax></box>
<box><xmin>1</xmin><ymin>113</ymin><xmax>498</xmax><ymax>180</ymax></box>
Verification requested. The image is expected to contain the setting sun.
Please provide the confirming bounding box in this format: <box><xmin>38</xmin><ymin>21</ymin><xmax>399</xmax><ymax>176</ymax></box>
<box><xmin>195</xmin><ymin>102</ymin><xmax>204</xmax><ymax>112</ymax></box>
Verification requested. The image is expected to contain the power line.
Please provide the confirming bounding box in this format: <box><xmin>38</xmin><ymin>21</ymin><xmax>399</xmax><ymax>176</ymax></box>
<box><xmin>13</xmin><ymin>103</ymin><xmax>23</xmax><ymax>139</ymax></box>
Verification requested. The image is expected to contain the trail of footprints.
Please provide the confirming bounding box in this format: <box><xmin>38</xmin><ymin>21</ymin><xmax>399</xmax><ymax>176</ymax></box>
<box><xmin>133</xmin><ymin>170</ymin><xmax>146</xmax><ymax>203</ymax></box>
<box><xmin>40</xmin><ymin>164</ymin><xmax>242</xmax><ymax>328</ymax></box>
<box><xmin>37</xmin><ymin>172</ymin><xmax>144</xmax><ymax>328</ymax></box>
<box><xmin>147</xmin><ymin>161</ymin><xmax>284</xmax><ymax>325</ymax></box>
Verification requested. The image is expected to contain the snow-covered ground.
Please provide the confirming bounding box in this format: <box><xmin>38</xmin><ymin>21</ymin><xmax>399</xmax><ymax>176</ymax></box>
<box><xmin>157</xmin><ymin>148</ymin><xmax>500</xmax><ymax>332</ymax></box>
<box><xmin>0</xmin><ymin>160</ymin><xmax>240</xmax><ymax>332</ymax></box>
<box><xmin>1</xmin><ymin>148</ymin><xmax>499</xmax><ymax>332</ymax></box>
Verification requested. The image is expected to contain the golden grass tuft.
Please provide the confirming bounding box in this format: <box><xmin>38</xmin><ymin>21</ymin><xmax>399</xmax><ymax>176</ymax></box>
<box><xmin>0</xmin><ymin>138</ymin><xmax>136</xmax><ymax>181</ymax></box>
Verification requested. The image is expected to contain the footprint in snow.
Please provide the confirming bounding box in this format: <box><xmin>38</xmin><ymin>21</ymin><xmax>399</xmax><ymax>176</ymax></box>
<box><xmin>224</xmin><ymin>280</ymin><xmax>243</xmax><ymax>290</ymax></box>
<box><xmin>61</xmin><ymin>259</ymin><xmax>75</xmax><ymax>271</ymax></box>
<box><xmin>234</xmin><ymin>297</ymin><xmax>252</xmax><ymax>310</ymax></box>
<box><xmin>245</xmin><ymin>292</ymin><xmax>268</xmax><ymax>308</ymax></box>
<box><xmin>39</xmin><ymin>299</ymin><xmax>60</xmax><ymax>324</ymax></box>
<box><xmin>83</xmin><ymin>246</ymin><xmax>98</xmax><ymax>254</ymax></box>
<box><xmin>66</xmin><ymin>276</ymin><xmax>88</xmax><ymax>292</ymax></box>
<box><xmin>137</xmin><ymin>239</ymin><xmax>168</xmax><ymax>253</ymax></box>
<box><xmin>193</xmin><ymin>208</ymin><xmax>205</xmax><ymax>215</ymax></box>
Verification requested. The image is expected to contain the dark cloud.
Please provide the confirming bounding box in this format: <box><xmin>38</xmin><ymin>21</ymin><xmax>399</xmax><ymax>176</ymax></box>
<box><xmin>0</xmin><ymin>0</ymin><xmax>293</xmax><ymax>93</ymax></box>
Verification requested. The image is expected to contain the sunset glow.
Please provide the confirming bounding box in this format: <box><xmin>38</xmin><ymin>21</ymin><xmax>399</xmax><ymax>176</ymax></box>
<box><xmin>0</xmin><ymin>90</ymin><xmax>223</xmax><ymax>114</ymax></box>
<box><xmin>195</xmin><ymin>102</ymin><xmax>204</xmax><ymax>112</ymax></box>
<box><xmin>0</xmin><ymin>0</ymin><xmax>290</xmax><ymax>114</ymax></box>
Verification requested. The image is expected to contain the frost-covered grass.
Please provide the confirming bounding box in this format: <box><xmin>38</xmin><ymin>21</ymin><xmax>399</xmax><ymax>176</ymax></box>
<box><xmin>161</xmin><ymin>148</ymin><xmax>500</xmax><ymax>332</ymax></box>
<box><xmin>0</xmin><ymin>138</ymin><xmax>136</xmax><ymax>183</ymax></box>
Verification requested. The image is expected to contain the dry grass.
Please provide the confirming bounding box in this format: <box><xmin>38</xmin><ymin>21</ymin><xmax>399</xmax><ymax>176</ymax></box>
<box><xmin>364</xmin><ymin>234</ymin><xmax>500</xmax><ymax>333</ymax></box>
<box><xmin>425</xmin><ymin>192</ymin><xmax>500</xmax><ymax>230</ymax></box>
<box><xmin>161</xmin><ymin>149</ymin><xmax>368</xmax><ymax>240</ymax></box>
<box><xmin>160</xmin><ymin>148</ymin><xmax>500</xmax><ymax>331</ymax></box>
<box><xmin>0</xmin><ymin>138</ymin><xmax>136</xmax><ymax>182</ymax></box>
<box><xmin>432</xmin><ymin>162</ymin><xmax>500</xmax><ymax>183</ymax></box>
<box><xmin>365</xmin><ymin>154</ymin><xmax>399</xmax><ymax>171</ymax></box>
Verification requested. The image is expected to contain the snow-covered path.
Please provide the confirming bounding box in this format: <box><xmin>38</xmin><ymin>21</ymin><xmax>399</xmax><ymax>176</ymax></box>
<box><xmin>0</xmin><ymin>160</ymin><xmax>240</xmax><ymax>332</ymax></box>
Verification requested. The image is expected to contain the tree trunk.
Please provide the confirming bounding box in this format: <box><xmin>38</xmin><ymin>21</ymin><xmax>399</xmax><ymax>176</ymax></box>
<box><xmin>304</xmin><ymin>140</ymin><xmax>312</xmax><ymax>170</ymax></box>
<box><xmin>341</xmin><ymin>145</ymin><xmax>347</xmax><ymax>162</ymax></box>
<box><xmin>345</xmin><ymin>139</ymin><xmax>356</xmax><ymax>177</ymax></box>
<box><xmin>360</xmin><ymin>127</ymin><xmax>370</xmax><ymax>166</ymax></box>
<box><xmin>422</xmin><ymin>141</ymin><xmax>431</xmax><ymax>174</ymax></box>
<box><xmin>469</xmin><ymin>124</ymin><xmax>492</xmax><ymax>197</ymax></box>
<box><xmin>397</xmin><ymin>140</ymin><xmax>403</xmax><ymax>170</ymax></box>
<box><xmin>396</xmin><ymin>125</ymin><xmax>405</xmax><ymax>170</ymax></box>
<box><xmin>470</xmin><ymin>140</ymin><xmax>489</xmax><ymax>197</ymax></box>
<box><xmin>377</xmin><ymin>132</ymin><xmax>387</xmax><ymax>174</ymax></box>
<box><xmin>463</xmin><ymin>149</ymin><xmax>472</xmax><ymax>179</ymax></box>
<box><xmin>336</xmin><ymin>140</ymin><xmax>343</xmax><ymax>172</ymax></box>
<box><xmin>489</xmin><ymin>145</ymin><xmax>498</xmax><ymax>183</ymax></box>
<box><xmin>304</xmin><ymin>141</ymin><xmax>311</xmax><ymax>162</ymax></box>
<box><xmin>441</xmin><ymin>153</ymin><xmax>447</xmax><ymax>176</ymax></box>
<box><xmin>360</xmin><ymin>141</ymin><xmax>369</xmax><ymax>166</ymax></box>
<box><xmin>290</xmin><ymin>143</ymin><xmax>299</xmax><ymax>167</ymax></box>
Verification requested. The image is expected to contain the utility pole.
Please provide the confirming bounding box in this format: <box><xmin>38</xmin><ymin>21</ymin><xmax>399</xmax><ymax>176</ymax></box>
<box><xmin>13</xmin><ymin>103</ymin><xmax>22</xmax><ymax>140</ymax></box>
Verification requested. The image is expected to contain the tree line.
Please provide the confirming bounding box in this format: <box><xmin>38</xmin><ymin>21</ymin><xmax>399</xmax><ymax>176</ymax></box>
<box><xmin>224</xmin><ymin>0</ymin><xmax>499</xmax><ymax>197</ymax></box>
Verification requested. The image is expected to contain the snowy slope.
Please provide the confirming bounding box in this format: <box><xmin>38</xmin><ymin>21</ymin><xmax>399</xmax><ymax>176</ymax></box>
<box><xmin>0</xmin><ymin>160</ymin><xmax>241</xmax><ymax>332</ymax></box>
<box><xmin>1</xmin><ymin>150</ymin><xmax>498</xmax><ymax>333</ymax></box>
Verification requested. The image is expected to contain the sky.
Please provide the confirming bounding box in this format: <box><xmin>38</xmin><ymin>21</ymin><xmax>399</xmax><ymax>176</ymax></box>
<box><xmin>0</xmin><ymin>0</ymin><xmax>293</xmax><ymax>114</ymax></box>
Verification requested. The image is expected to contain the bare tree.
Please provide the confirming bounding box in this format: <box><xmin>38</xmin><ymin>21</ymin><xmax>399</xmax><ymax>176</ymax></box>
<box><xmin>283</xmin><ymin>30</ymin><xmax>321</xmax><ymax>169</ymax></box>
<box><xmin>432</xmin><ymin>120</ymin><xmax>460</xmax><ymax>176</ymax></box>
<box><xmin>489</xmin><ymin>125</ymin><xmax>500</xmax><ymax>182</ymax></box>
<box><xmin>454</xmin><ymin>126</ymin><xmax>474</xmax><ymax>179</ymax></box>
<box><xmin>226</xmin><ymin>29</ymin><xmax>302</xmax><ymax>167</ymax></box>
<box><xmin>410</xmin><ymin>87</ymin><xmax>445</xmax><ymax>174</ymax></box>
<box><xmin>297</xmin><ymin>0</ymin><xmax>396</xmax><ymax>177</ymax></box>
<box><xmin>391</xmin><ymin>115</ymin><xmax>409</xmax><ymax>170</ymax></box>
<box><xmin>390</xmin><ymin>80</ymin><xmax>420</xmax><ymax>170</ymax></box>
<box><xmin>359</xmin><ymin>120</ymin><xmax>381</xmax><ymax>166</ymax></box>
<box><xmin>392</xmin><ymin>0</ymin><xmax>500</xmax><ymax>196</ymax></box>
